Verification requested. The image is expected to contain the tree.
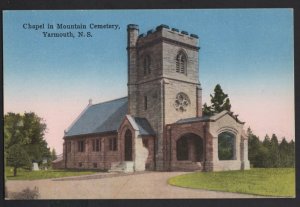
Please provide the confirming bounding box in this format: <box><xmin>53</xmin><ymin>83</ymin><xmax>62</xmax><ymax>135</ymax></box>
<box><xmin>262</xmin><ymin>134</ymin><xmax>271</xmax><ymax>148</ymax></box>
<box><xmin>51</xmin><ymin>148</ymin><xmax>58</xmax><ymax>161</ymax></box>
<box><xmin>203</xmin><ymin>103</ymin><xmax>214</xmax><ymax>116</ymax></box>
<box><xmin>261</xmin><ymin>135</ymin><xmax>272</xmax><ymax>167</ymax></box>
<box><xmin>287</xmin><ymin>140</ymin><xmax>295</xmax><ymax>167</ymax></box>
<box><xmin>7</xmin><ymin>144</ymin><xmax>31</xmax><ymax>176</ymax></box>
<box><xmin>4</xmin><ymin>113</ymin><xmax>24</xmax><ymax>149</ymax></box>
<box><xmin>203</xmin><ymin>84</ymin><xmax>232</xmax><ymax>116</ymax></box>
<box><xmin>4</xmin><ymin>112</ymin><xmax>51</xmax><ymax>166</ymax></box>
<box><xmin>269</xmin><ymin>134</ymin><xmax>280</xmax><ymax>167</ymax></box>
<box><xmin>248</xmin><ymin>130</ymin><xmax>295</xmax><ymax>168</ymax></box>
<box><xmin>255</xmin><ymin>144</ymin><xmax>270</xmax><ymax>167</ymax></box>
<box><xmin>279</xmin><ymin>138</ymin><xmax>290</xmax><ymax>167</ymax></box>
<box><xmin>247</xmin><ymin>128</ymin><xmax>261</xmax><ymax>167</ymax></box>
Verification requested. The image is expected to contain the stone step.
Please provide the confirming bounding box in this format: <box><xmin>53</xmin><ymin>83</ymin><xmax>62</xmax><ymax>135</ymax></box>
<box><xmin>109</xmin><ymin>161</ymin><xmax>134</xmax><ymax>173</ymax></box>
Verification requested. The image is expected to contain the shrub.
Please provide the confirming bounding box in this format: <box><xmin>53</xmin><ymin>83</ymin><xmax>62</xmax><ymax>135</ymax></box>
<box><xmin>11</xmin><ymin>186</ymin><xmax>40</xmax><ymax>200</ymax></box>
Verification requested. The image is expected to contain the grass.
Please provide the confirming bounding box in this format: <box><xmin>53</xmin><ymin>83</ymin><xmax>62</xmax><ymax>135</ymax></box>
<box><xmin>168</xmin><ymin>168</ymin><xmax>295</xmax><ymax>197</ymax></box>
<box><xmin>5</xmin><ymin>167</ymin><xmax>101</xmax><ymax>180</ymax></box>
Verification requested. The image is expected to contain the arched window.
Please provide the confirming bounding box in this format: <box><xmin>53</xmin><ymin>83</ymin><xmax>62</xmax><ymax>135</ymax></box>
<box><xmin>176</xmin><ymin>51</ymin><xmax>187</xmax><ymax>74</ymax></box>
<box><xmin>218</xmin><ymin>132</ymin><xmax>236</xmax><ymax>160</ymax></box>
<box><xmin>143</xmin><ymin>55</ymin><xmax>151</xmax><ymax>75</ymax></box>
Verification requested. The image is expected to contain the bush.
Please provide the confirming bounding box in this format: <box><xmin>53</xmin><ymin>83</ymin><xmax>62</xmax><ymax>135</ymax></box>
<box><xmin>11</xmin><ymin>186</ymin><xmax>40</xmax><ymax>200</ymax></box>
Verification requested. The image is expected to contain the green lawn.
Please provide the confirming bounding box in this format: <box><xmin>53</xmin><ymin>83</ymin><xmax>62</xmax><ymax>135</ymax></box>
<box><xmin>168</xmin><ymin>168</ymin><xmax>295</xmax><ymax>197</ymax></box>
<box><xmin>5</xmin><ymin>167</ymin><xmax>101</xmax><ymax>180</ymax></box>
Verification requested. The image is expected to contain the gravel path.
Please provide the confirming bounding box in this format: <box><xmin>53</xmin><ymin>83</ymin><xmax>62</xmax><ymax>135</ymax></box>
<box><xmin>6</xmin><ymin>172</ymin><xmax>266</xmax><ymax>199</ymax></box>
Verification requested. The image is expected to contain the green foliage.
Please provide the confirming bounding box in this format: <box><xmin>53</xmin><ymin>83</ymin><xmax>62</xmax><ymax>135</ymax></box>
<box><xmin>7</xmin><ymin>144</ymin><xmax>32</xmax><ymax>176</ymax></box>
<box><xmin>51</xmin><ymin>148</ymin><xmax>58</xmax><ymax>161</ymax></box>
<box><xmin>203</xmin><ymin>103</ymin><xmax>214</xmax><ymax>116</ymax></box>
<box><xmin>6</xmin><ymin>167</ymin><xmax>100</xmax><ymax>180</ymax></box>
<box><xmin>4</xmin><ymin>112</ymin><xmax>51</xmax><ymax>169</ymax></box>
<box><xmin>203</xmin><ymin>84</ymin><xmax>232</xmax><ymax>116</ymax></box>
<box><xmin>4</xmin><ymin>113</ymin><xmax>23</xmax><ymax>147</ymax></box>
<box><xmin>168</xmin><ymin>168</ymin><xmax>295</xmax><ymax>197</ymax></box>
<box><xmin>247</xmin><ymin>128</ymin><xmax>295</xmax><ymax>168</ymax></box>
<box><xmin>218</xmin><ymin>132</ymin><xmax>234</xmax><ymax>160</ymax></box>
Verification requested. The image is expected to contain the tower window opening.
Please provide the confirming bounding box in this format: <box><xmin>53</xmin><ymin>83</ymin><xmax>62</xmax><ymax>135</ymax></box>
<box><xmin>176</xmin><ymin>51</ymin><xmax>187</xmax><ymax>74</ymax></box>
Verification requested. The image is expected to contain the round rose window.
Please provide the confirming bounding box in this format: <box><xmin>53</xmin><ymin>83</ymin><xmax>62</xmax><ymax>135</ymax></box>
<box><xmin>174</xmin><ymin>92</ymin><xmax>190</xmax><ymax>112</ymax></box>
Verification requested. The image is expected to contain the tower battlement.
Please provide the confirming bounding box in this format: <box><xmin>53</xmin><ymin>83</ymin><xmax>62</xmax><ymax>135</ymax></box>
<box><xmin>137</xmin><ymin>24</ymin><xmax>199</xmax><ymax>39</ymax></box>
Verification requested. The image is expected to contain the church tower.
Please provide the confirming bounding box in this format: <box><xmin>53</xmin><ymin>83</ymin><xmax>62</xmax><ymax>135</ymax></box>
<box><xmin>127</xmin><ymin>24</ymin><xmax>202</xmax><ymax>170</ymax></box>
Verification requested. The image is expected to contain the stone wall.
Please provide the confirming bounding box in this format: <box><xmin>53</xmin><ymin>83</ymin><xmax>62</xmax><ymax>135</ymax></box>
<box><xmin>164</xmin><ymin>80</ymin><xmax>198</xmax><ymax>124</ymax></box>
<box><xmin>64</xmin><ymin>133</ymin><xmax>121</xmax><ymax>170</ymax></box>
<box><xmin>127</xmin><ymin>25</ymin><xmax>139</xmax><ymax>116</ymax></box>
<box><xmin>206</xmin><ymin>113</ymin><xmax>250</xmax><ymax>171</ymax></box>
<box><xmin>119</xmin><ymin>117</ymin><xmax>155</xmax><ymax>171</ymax></box>
<box><xmin>166</xmin><ymin>121</ymin><xmax>206</xmax><ymax>171</ymax></box>
<box><xmin>137</xmin><ymin>43</ymin><xmax>163</xmax><ymax>80</ymax></box>
<box><xmin>129</xmin><ymin>25</ymin><xmax>200</xmax><ymax>171</ymax></box>
<box><xmin>165</xmin><ymin>113</ymin><xmax>250</xmax><ymax>172</ymax></box>
<box><xmin>162</xmin><ymin>41</ymin><xmax>199</xmax><ymax>84</ymax></box>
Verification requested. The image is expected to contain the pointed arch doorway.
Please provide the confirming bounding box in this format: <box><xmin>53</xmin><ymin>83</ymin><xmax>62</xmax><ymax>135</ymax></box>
<box><xmin>124</xmin><ymin>129</ymin><xmax>133</xmax><ymax>161</ymax></box>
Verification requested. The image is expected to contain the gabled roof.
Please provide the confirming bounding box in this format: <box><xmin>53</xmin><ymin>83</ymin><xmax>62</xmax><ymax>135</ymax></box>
<box><xmin>176</xmin><ymin>110</ymin><xmax>245</xmax><ymax>124</ymax></box>
<box><xmin>64</xmin><ymin>97</ymin><xmax>128</xmax><ymax>137</ymax></box>
<box><xmin>126</xmin><ymin>115</ymin><xmax>156</xmax><ymax>136</ymax></box>
<box><xmin>176</xmin><ymin>116</ymin><xmax>211</xmax><ymax>124</ymax></box>
<box><xmin>52</xmin><ymin>154</ymin><xmax>63</xmax><ymax>163</ymax></box>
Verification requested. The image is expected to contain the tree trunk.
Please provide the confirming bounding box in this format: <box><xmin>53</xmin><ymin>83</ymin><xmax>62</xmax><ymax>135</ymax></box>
<box><xmin>13</xmin><ymin>167</ymin><xmax>17</xmax><ymax>176</ymax></box>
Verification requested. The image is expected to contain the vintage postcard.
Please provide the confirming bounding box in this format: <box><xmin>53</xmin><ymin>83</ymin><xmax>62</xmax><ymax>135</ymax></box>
<box><xmin>3</xmin><ymin>9</ymin><xmax>295</xmax><ymax>199</ymax></box>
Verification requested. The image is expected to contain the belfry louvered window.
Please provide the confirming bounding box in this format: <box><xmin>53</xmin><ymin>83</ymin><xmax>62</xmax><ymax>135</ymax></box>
<box><xmin>176</xmin><ymin>51</ymin><xmax>187</xmax><ymax>74</ymax></box>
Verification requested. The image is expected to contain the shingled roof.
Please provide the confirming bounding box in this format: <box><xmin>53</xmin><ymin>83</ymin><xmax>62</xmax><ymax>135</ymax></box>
<box><xmin>126</xmin><ymin>115</ymin><xmax>156</xmax><ymax>136</ymax></box>
<box><xmin>64</xmin><ymin>97</ymin><xmax>128</xmax><ymax>137</ymax></box>
<box><xmin>176</xmin><ymin>110</ymin><xmax>245</xmax><ymax>124</ymax></box>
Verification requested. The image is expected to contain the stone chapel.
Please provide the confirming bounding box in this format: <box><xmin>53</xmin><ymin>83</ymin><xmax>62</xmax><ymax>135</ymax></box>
<box><xmin>55</xmin><ymin>24</ymin><xmax>250</xmax><ymax>172</ymax></box>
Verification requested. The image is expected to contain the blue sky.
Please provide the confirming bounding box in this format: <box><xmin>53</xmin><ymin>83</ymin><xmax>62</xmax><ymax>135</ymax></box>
<box><xmin>4</xmin><ymin>9</ymin><xmax>294</xmax><ymax>153</ymax></box>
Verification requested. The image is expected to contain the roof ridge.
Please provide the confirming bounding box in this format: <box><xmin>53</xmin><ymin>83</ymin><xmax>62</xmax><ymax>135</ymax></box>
<box><xmin>91</xmin><ymin>96</ymin><xmax>128</xmax><ymax>106</ymax></box>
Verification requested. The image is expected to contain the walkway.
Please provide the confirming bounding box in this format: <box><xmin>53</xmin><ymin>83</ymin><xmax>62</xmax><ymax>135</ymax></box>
<box><xmin>6</xmin><ymin>172</ymin><xmax>265</xmax><ymax>199</ymax></box>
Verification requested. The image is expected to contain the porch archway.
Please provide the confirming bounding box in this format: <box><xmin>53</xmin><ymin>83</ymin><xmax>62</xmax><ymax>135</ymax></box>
<box><xmin>176</xmin><ymin>133</ymin><xmax>204</xmax><ymax>162</ymax></box>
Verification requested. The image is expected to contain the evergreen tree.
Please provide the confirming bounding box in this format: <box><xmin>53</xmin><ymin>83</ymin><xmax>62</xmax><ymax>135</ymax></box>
<box><xmin>270</xmin><ymin>134</ymin><xmax>280</xmax><ymax>167</ymax></box>
<box><xmin>203</xmin><ymin>103</ymin><xmax>214</xmax><ymax>116</ymax></box>
<box><xmin>261</xmin><ymin>135</ymin><xmax>272</xmax><ymax>167</ymax></box>
<box><xmin>288</xmin><ymin>140</ymin><xmax>295</xmax><ymax>167</ymax></box>
<box><xmin>51</xmin><ymin>148</ymin><xmax>58</xmax><ymax>161</ymax></box>
<box><xmin>203</xmin><ymin>84</ymin><xmax>232</xmax><ymax>116</ymax></box>
<box><xmin>279</xmin><ymin>138</ymin><xmax>289</xmax><ymax>167</ymax></box>
<box><xmin>256</xmin><ymin>144</ymin><xmax>270</xmax><ymax>167</ymax></box>
<box><xmin>248</xmin><ymin>131</ymin><xmax>295</xmax><ymax>168</ymax></box>
<box><xmin>247</xmin><ymin>128</ymin><xmax>261</xmax><ymax>167</ymax></box>
<box><xmin>262</xmin><ymin>134</ymin><xmax>271</xmax><ymax>148</ymax></box>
